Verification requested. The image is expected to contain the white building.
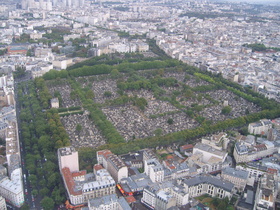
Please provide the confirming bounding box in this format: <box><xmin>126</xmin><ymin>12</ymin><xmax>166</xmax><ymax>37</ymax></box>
<box><xmin>0</xmin><ymin>168</ymin><xmax>24</xmax><ymax>208</ymax></box>
<box><xmin>142</xmin><ymin>186</ymin><xmax>176</xmax><ymax>210</ymax></box>
<box><xmin>184</xmin><ymin>176</ymin><xmax>234</xmax><ymax>199</ymax></box>
<box><xmin>51</xmin><ymin>98</ymin><xmax>59</xmax><ymax>108</ymax></box>
<box><xmin>188</xmin><ymin>142</ymin><xmax>230</xmax><ymax>174</ymax></box>
<box><xmin>248</xmin><ymin>119</ymin><xmax>272</xmax><ymax>136</ymax></box>
<box><xmin>53</xmin><ymin>58</ymin><xmax>73</xmax><ymax>70</ymax></box>
<box><xmin>97</xmin><ymin>150</ymin><xmax>128</xmax><ymax>183</ymax></box>
<box><xmin>144</xmin><ymin>159</ymin><xmax>164</xmax><ymax>183</ymax></box>
<box><xmin>88</xmin><ymin>194</ymin><xmax>131</xmax><ymax>210</ymax></box>
<box><xmin>234</xmin><ymin>141</ymin><xmax>278</xmax><ymax>163</ymax></box>
<box><xmin>58</xmin><ymin>147</ymin><xmax>79</xmax><ymax>173</ymax></box>
<box><xmin>0</xmin><ymin>196</ymin><xmax>7</xmax><ymax>210</ymax></box>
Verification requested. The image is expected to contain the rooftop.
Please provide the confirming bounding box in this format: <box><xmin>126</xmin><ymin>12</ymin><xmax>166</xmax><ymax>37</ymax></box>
<box><xmin>222</xmin><ymin>167</ymin><xmax>249</xmax><ymax>180</ymax></box>
<box><xmin>58</xmin><ymin>146</ymin><xmax>77</xmax><ymax>156</ymax></box>
<box><xmin>184</xmin><ymin>175</ymin><xmax>234</xmax><ymax>192</ymax></box>
<box><xmin>107</xmin><ymin>154</ymin><xmax>126</xmax><ymax>171</ymax></box>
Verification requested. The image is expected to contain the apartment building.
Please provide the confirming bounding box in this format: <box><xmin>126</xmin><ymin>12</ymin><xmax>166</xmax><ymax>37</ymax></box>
<box><xmin>97</xmin><ymin>150</ymin><xmax>128</xmax><ymax>182</ymax></box>
<box><xmin>248</xmin><ymin>119</ymin><xmax>272</xmax><ymax>136</ymax></box>
<box><xmin>144</xmin><ymin>158</ymin><xmax>164</xmax><ymax>183</ymax></box>
<box><xmin>221</xmin><ymin>167</ymin><xmax>249</xmax><ymax>192</ymax></box>
<box><xmin>0</xmin><ymin>168</ymin><xmax>24</xmax><ymax>208</ymax></box>
<box><xmin>58</xmin><ymin>146</ymin><xmax>79</xmax><ymax>173</ymax></box>
<box><xmin>184</xmin><ymin>176</ymin><xmax>234</xmax><ymax>199</ymax></box>
<box><xmin>88</xmin><ymin>194</ymin><xmax>131</xmax><ymax>210</ymax></box>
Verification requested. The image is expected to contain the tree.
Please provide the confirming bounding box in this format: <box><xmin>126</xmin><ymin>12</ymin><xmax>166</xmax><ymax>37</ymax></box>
<box><xmin>154</xmin><ymin>128</ymin><xmax>163</xmax><ymax>136</ymax></box>
<box><xmin>86</xmin><ymin>89</ymin><xmax>94</xmax><ymax>99</ymax></box>
<box><xmin>104</xmin><ymin>91</ymin><xmax>112</xmax><ymax>97</ymax></box>
<box><xmin>110</xmin><ymin>69</ymin><xmax>120</xmax><ymax>79</ymax></box>
<box><xmin>221</xmin><ymin>106</ymin><xmax>232</xmax><ymax>115</ymax></box>
<box><xmin>41</xmin><ymin>196</ymin><xmax>55</xmax><ymax>210</ymax></box>
<box><xmin>20</xmin><ymin>203</ymin><xmax>30</xmax><ymax>210</ymax></box>
<box><xmin>76</xmin><ymin>124</ymin><xmax>82</xmax><ymax>132</ymax></box>
<box><xmin>167</xmin><ymin>118</ymin><xmax>174</xmax><ymax>125</ymax></box>
<box><xmin>32</xmin><ymin>189</ymin><xmax>39</xmax><ymax>197</ymax></box>
<box><xmin>39</xmin><ymin>188</ymin><xmax>49</xmax><ymax>197</ymax></box>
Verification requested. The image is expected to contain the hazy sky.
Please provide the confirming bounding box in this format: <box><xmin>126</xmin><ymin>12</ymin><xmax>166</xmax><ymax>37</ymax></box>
<box><xmin>220</xmin><ymin>0</ymin><xmax>280</xmax><ymax>4</ymax></box>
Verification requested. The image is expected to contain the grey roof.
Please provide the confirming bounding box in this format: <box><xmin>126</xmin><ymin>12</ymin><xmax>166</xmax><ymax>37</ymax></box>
<box><xmin>184</xmin><ymin>176</ymin><xmax>234</xmax><ymax>192</ymax></box>
<box><xmin>118</xmin><ymin>197</ymin><xmax>131</xmax><ymax>210</ymax></box>
<box><xmin>121</xmin><ymin>173</ymin><xmax>152</xmax><ymax>192</ymax></box>
<box><xmin>246</xmin><ymin>190</ymin><xmax>254</xmax><ymax>204</ymax></box>
<box><xmin>235</xmin><ymin>142</ymin><xmax>248</xmax><ymax>155</ymax></box>
<box><xmin>88</xmin><ymin>194</ymin><xmax>118</xmax><ymax>207</ymax></box>
<box><xmin>222</xmin><ymin>167</ymin><xmax>249</xmax><ymax>180</ymax></box>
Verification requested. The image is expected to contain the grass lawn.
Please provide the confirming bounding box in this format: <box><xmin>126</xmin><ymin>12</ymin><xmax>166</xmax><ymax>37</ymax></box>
<box><xmin>195</xmin><ymin>194</ymin><xmax>235</xmax><ymax>210</ymax></box>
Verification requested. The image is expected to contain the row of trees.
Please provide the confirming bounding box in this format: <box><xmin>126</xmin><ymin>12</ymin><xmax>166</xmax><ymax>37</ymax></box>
<box><xmin>67</xmin><ymin>52</ymin><xmax>158</xmax><ymax>71</ymax></box>
<box><xmin>78</xmin><ymin>107</ymin><xmax>280</xmax><ymax>167</ymax></box>
<box><xmin>194</xmin><ymin>72</ymin><xmax>279</xmax><ymax>110</ymax></box>
<box><xmin>17</xmin><ymin>81</ymin><xmax>66</xmax><ymax>209</ymax></box>
<box><xmin>43</xmin><ymin>59</ymin><xmax>181</xmax><ymax>80</ymax></box>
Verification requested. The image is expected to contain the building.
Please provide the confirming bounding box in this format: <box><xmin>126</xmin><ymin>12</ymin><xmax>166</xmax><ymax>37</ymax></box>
<box><xmin>82</xmin><ymin>169</ymin><xmax>116</xmax><ymax>202</ymax></box>
<box><xmin>51</xmin><ymin>98</ymin><xmax>59</xmax><ymax>108</ymax></box>
<box><xmin>236</xmin><ymin>163</ymin><xmax>267</xmax><ymax>181</ymax></box>
<box><xmin>179</xmin><ymin>144</ymin><xmax>193</xmax><ymax>154</ymax></box>
<box><xmin>88</xmin><ymin>194</ymin><xmax>131</xmax><ymax>210</ymax></box>
<box><xmin>234</xmin><ymin>141</ymin><xmax>278</xmax><ymax>163</ymax></box>
<box><xmin>236</xmin><ymin>185</ymin><xmax>256</xmax><ymax>210</ymax></box>
<box><xmin>221</xmin><ymin>167</ymin><xmax>249</xmax><ymax>192</ymax></box>
<box><xmin>60</xmin><ymin>163</ymin><xmax>115</xmax><ymax>205</ymax></box>
<box><xmin>58</xmin><ymin>147</ymin><xmax>79</xmax><ymax>173</ymax></box>
<box><xmin>201</xmin><ymin>132</ymin><xmax>229</xmax><ymax>151</ymax></box>
<box><xmin>7</xmin><ymin>45</ymin><xmax>28</xmax><ymax>55</ymax></box>
<box><xmin>255</xmin><ymin>174</ymin><xmax>276</xmax><ymax>209</ymax></box>
<box><xmin>97</xmin><ymin>150</ymin><xmax>128</xmax><ymax>182</ymax></box>
<box><xmin>156</xmin><ymin>190</ymin><xmax>176</xmax><ymax>210</ymax></box>
<box><xmin>0</xmin><ymin>195</ymin><xmax>7</xmax><ymax>210</ymax></box>
<box><xmin>119</xmin><ymin>173</ymin><xmax>152</xmax><ymax>196</ymax></box>
<box><xmin>144</xmin><ymin>158</ymin><xmax>164</xmax><ymax>183</ymax></box>
<box><xmin>248</xmin><ymin>119</ymin><xmax>272</xmax><ymax>136</ymax></box>
<box><xmin>234</xmin><ymin>142</ymin><xmax>249</xmax><ymax>163</ymax></box>
<box><xmin>188</xmin><ymin>142</ymin><xmax>230</xmax><ymax>174</ymax></box>
<box><xmin>142</xmin><ymin>186</ymin><xmax>176</xmax><ymax>210</ymax></box>
<box><xmin>106</xmin><ymin>154</ymin><xmax>128</xmax><ymax>182</ymax></box>
<box><xmin>0</xmin><ymin>168</ymin><xmax>24</xmax><ymax>208</ymax></box>
<box><xmin>52</xmin><ymin>58</ymin><xmax>73</xmax><ymax>69</ymax></box>
<box><xmin>97</xmin><ymin>149</ymin><xmax>113</xmax><ymax>169</ymax></box>
<box><xmin>183</xmin><ymin>175</ymin><xmax>234</xmax><ymax>199</ymax></box>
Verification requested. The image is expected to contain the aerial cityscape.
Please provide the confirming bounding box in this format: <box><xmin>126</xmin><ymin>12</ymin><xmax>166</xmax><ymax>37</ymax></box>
<box><xmin>0</xmin><ymin>0</ymin><xmax>280</xmax><ymax>209</ymax></box>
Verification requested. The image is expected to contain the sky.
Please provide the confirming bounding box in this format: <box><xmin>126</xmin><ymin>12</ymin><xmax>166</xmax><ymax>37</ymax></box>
<box><xmin>217</xmin><ymin>0</ymin><xmax>280</xmax><ymax>5</ymax></box>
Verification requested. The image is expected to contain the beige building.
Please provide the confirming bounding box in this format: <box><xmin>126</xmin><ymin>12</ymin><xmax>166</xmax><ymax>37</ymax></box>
<box><xmin>144</xmin><ymin>159</ymin><xmax>164</xmax><ymax>183</ymax></box>
<box><xmin>188</xmin><ymin>142</ymin><xmax>231</xmax><ymax>174</ymax></box>
<box><xmin>60</xmin><ymin>147</ymin><xmax>116</xmax><ymax>206</ymax></box>
<box><xmin>51</xmin><ymin>98</ymin><xmax>59</xmax><ymax>108</ymax></box>
<box><xmin>106</xmin><ymin>154</ymin><xmax>128</xmax><ymax>182</ymax></box>
<box><xmin>97</xmin><ymin>150</ymin><xmax>128</xmax><ymax>183</ymax></box>
<box><xmin>184</xmin><ymin>176</ymin><xmax>234</xmax><ymax>199</ymax></box>
<box><xmin>248</xmin><ymin>119</ymin><xmax>272</xmax><ymax>136</ymax></box>
<box><xmin>53</xmin><ymin>58</ymin><xmax>73</xmax><ymax>69</ymax></box>
<box><xmin>221</xmin><ymin>167</ymin><xmax>249</xmax><ymax>192</ymax></box>
<box><xmin>58</xmin><ymin>147</ymin><xmax>79</xmax><ymax>173</ymax></box>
